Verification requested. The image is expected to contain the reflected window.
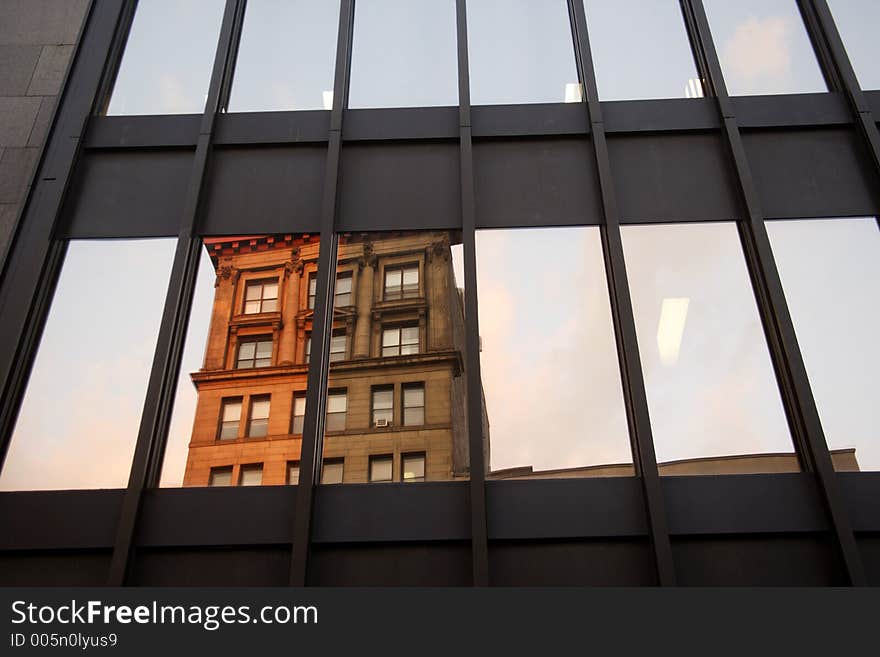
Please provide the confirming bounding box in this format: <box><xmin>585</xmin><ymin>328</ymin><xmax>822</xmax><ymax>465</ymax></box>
<box><xmin>236</xmin><ymin>337</ymin><xmax>273</xmax><ymax>369</ymax></box>
<box><xmin>467</xmin><ymin>0</ymin><xmax>581</xmax><ymax>105</ymax></box>
<box><xmin>326</xmin><ymin>390</ymin><xmax>348</xmax><ymax>432</ymax></box>
<box><xmin>0</xmin><ymin>239</ymin><xmax>175</xmax><ymax>491</ymax></box>
<box><xmin>403</xmin><ymin>453</ymin><xmax>426</xmax><ymax>482</ymax></box>
<box><xmin>322</xmin><ymin>458</ymin><xmax>344</xmax><ymax>484</ymax></box>
<box><xmin>826</xmin><ymin>0</ymin><xmax>880</xmax><ymax>91</ymax></box>
<box><xmin>476</xmin><ymin>227</ymin><xmax>632</xmax><ymax>477</ymax></box>
<box><xmin>247</xmin><ymin>396</ymin><xmax>271</xmax><ymax>438</ymax></box>
<box><xmin>308</xmin><ymin>273</ymin><xmax>317</xmax><ymax>309</ymax></box>
<box><xmin>227</xmin><ymin>0</ymin><xmax>340</xmax><ymax>112</ymax></box>
<box><xmin>584</xmin><ymin>0</ymin><xmax>704</xmax><ymax>101</ymax></box>
<box><xmin>384</xmin><ymin>264</ymin><xmax>419</xmax><ymax>300</ymax></box>
<box><xmin>702</xmin><ymin>0</ymin><xmax>827</xmax><ymax>96</ymax></box>
<box><xmin>305</xmin><ymin>335</ymin><xmax>312</xmax><ymax>364</ymax></box>
<box><xmin>403</xmin><ymin>384</ymin><xmax>425</xmax><ymax>427</ymax></box>
<box><xmin>106</xmin><ymin>0</ymin><xmax>225</xmax><ymax>115</ymax></box>
<box><xmin>291</xmin><ymin>393</ymin><xmax>306</xmax><ymax>434</ymax></box>
<box><xmin>372</xmin><ymin>387</ymin><xmax>394</xmax><ymax>427</ymax></box>
<box><xmin>330</xmin><ymin>332</ymin><xmax>347</xmax><ymax>363</ymax></box>
<box><xmin>209</xmin><ymin>466</ymin><xmax>233</xmax><ymax>487</ymax></box>
<box><xmin>335</xmin><ymin>272</ymin><xmax>353</xmax><ymax>307</ymax></box>
<box><xmin>239</xmin><ymin>464</ymin><xmax>263</xmax><ymax>486</ymax></box>
<box><xmin>767</xmin><ymin>217</ymin><xmax>880</xmax><ymax>472</ymax></box>
<box><xmin>382</xmin><ymin>326</ymin><xmax>419</xmax><ymax>357</ymax></box>
<box><xmin>244</xmin><ymin>279</ymin><xmax>278</xmax><ymax>314</ymax></box>
<box><xmin>348</xmin><ymin>0</ymin><xmax>458</xmax><ymax>109</ymax></box>
<box><xmin>369</xmin><ymin>455</ymin><xmax>394</xmax><ymax>482</ymax></box>
<box><xmin>287</xmin><ymin>461</ymin><xmax>301</xmax><ymax>485</ymax></box>
<box><xmin>621</xmin><ymin>222</ymin><xmax>794</xmax><ymax>475</ymax></box>
<box><xmin>218</xmin><ymin>399</ymin><xmax>242</xmax><ymax>440</ymax></box>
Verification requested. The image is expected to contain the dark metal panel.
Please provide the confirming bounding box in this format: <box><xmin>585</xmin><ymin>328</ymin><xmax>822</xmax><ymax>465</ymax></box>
<box><xmin>0</xmin><ymin>550</ymin><xmax>111</xmax><ymax>586</ymax></box>
<box><xmin>311</xmin><ymin>482</ymin><xmax>470</xmax><ymax>543</ymax></box>
<box><xmin>473</xmin><ymin>137</ymin><xmax>602</xmax><ymax>228</ymax></box>
<box><xmin>130</xmin><ymin>546</ymin><xmax>290</xmax><ymax>586</ymax></box>
<box><xmin>733</xmin><ymin>93</ymin><xmax>851</xmax><ymax>128</ymax></box>
<box><xmin>486</xmin><ymin>478</ymin><xmax>648</xmax><ymax>540</ymax></box>
<box><xmin>607</xmin><ymin>132</ymin><xmax>740</xmax><ymax>223</ymax></box>
<box><xmin>343</xmin><ymin>107</ymin><xmax>459</xmax><ymax>141</ymax></box>
<box><xmin>489</xmin><ymin>539</ymin><xmax>656</xmax><ymax>586</ymax></box>
<box><xmin>84</xmin><ymin>115</ymin><xmax>200</xmax><ymax>148</ymax></box>
<box><xmin>307</xmin><ymin>542</ymin><xmax>472</xmax><ymax>586</ymax></box>
<box><xmin>742</xmin><ymin>127</ymin><xmax>880</xmax><ymax>218</ymax></box>
<box><xmin>866</xmin><ymin>91</ymin><xmax>880</xmax><ymax>118</ymax></box>
<box><xmin>200</xmin><ymin>145</ymin><xmax>325</xmax><ymax>235</ymax></box>
<box><xmin>602</xmin><ymin>97</ymin><xmax>720</xmax><ymax>133</ymax></box>
<box><xmin>672</xmin><ymin>535</ymin><xmax>846</xmax><ymax>586</ymax></box>
<box><xmin>838</xmin><ymin>473</ymin><xmax>880</xmax><ymax>533</ymax></box>
<box><xmin>215</xmin><ymin>110</ymin><xmax>330</xmax><ymax>145</ymax></box>
<box><xmin>663</xmin><ymin>474</ymin><xmax>829</xmax><ymax>535</ymax></box>
<box><xmin>60</xmin><ymin>148</ymin><xmax>192</xmax><ymax>238</ymax></box>
<box><xmin>337</xmin><ymin>142</ymin><xmax>461</xmax><ymax>231</ymax></box>
<box><xmin>135</xmin><ymin>487</ymin><xmax>296</xmax><ymax>547</ymax></box>
<box><xmin>857</xmin><ymin>535</ymin><xmax>880</xmax><ymax>586</ymax></box>
<box><xmin>471</xmin><ymin>103</ymin><xmax>588</xmax><ymax>137</ymax></box>
<box><xmin>0</xmin><ymin>490</ymin><xmax>122</xmax><ymax>549</ymax></box>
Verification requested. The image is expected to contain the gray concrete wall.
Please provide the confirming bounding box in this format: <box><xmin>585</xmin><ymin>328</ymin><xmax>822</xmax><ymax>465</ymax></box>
<box><xmin>0</xmin><ymin>0</ymin><xmax>89</xmax><ymax>261</ymax></box>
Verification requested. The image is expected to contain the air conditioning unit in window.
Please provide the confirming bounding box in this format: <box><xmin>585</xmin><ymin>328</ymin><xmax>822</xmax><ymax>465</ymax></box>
<box><xmin>375</xmin><ymin>418</ymin><xmax>390</xmax><ymax>428</ymax></box>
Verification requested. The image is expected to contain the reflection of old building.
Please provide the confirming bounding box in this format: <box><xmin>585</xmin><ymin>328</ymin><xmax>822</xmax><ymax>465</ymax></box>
<box><xmin>183</xmin><ymin>231</ymin><xmax>475</xmax><ymax>486</ymax></box>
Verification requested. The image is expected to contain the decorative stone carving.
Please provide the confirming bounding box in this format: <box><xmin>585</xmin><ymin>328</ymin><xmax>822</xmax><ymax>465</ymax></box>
<box><xmin>215</xmin><ymin>264</ymin><xmax>237</xmax><ymax>287</ymax></box>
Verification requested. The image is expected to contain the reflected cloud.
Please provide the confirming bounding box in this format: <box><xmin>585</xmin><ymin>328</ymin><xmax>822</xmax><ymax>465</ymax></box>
<box><xmin>722</xmin><ymin>15</ymin><xmax>793</xmax><ymax>92</ymax></box>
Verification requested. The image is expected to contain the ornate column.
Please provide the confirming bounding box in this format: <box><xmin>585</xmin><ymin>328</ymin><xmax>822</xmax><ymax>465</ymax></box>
<box><xmin>203</xmin><ymin>262</ymin><xmax>239</xmax><ymax>370</ymax></box>
<box><xmin>353</xmin><ymin>242</ymin><xmax>376</xmax><ymax>359</ymax></box>
<box><xmin>278</xmin><ymin>250</ymin><xmax>302</xmax><ymax>366</ymax></box>
<box><xmin>426</xmin><ymin>238</ymin><xmax>452</xmax><ymax>350</ymax></box>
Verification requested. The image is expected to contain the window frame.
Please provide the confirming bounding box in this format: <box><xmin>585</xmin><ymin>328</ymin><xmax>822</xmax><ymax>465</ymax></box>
<box><xmin>235</xmin><ymin>336</ymin><xmax>273</xmax><ymax>369</ymax></box>
<box><xmin>217</xmin><ymin>398</ymin><xmax>243</xmax><ymax>440</ymax></box>
<box><xmin>402</xmin><ymin>383</ymin><xmax>425</xmax><ymax>427</ymax></box>
<box><xmin>402</xmin><ymin>452</ymin><xmax>426</xmax><ymax>483</ymax></box>
<box><xmin>246</xmin><ymin>394</ymin><xmax>271</xmax><ymax>438</ymax></box>
<box><xmin>371</xmin><ymin>385</ymin><xmax>395</xmax><ymax>428</ymax></box>
<box><xmin>383</xmin><ymin>263</ymin><xmax>419</xmax><ymax>301</ymax></box>
<box><xmin>243</xmin><ymin>278</ymin><xmax>279</xmax><ymax>315</ymax></box>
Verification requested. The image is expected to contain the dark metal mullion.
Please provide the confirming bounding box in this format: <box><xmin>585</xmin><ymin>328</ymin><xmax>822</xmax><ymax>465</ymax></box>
<box><xmin>216</xmin><ymin>0</ymin><xmax>248</xmax><ymax>112</ymax></box>
<box><xmin>106</xmin><ymin>0</ymin><xmax>245</xmax><ymax>586</ymax></box>
<box><xmin>676</xmin><ymin>0</ymin><xmax>712</xmax><ymax>98</ymax></box>
<box><xmin>568</xmin><ymin>0</ymin><xmax>676</xmax><ymax>587</ymax></box>
<box><xmin>92</xmin><ymin>0</ymin><xmax>137</xmax><ymax>117</ymax></box>
<box><xmin>289</xmin><ymin>0</ymin><xmax>354</xmax><ymax>587</ymax></box>
<box><xmin>686</xmin><ymin>0</ymin><xmax>866</xmax><ymax>586</ymax></box>
<box><xmin>454</xmin><ymin>0</ymin><xmax>489</xmax><ymax>587</ymax></box>
<box><xmin>795</xmin><ymin>0</ymin><xmax>845</xmax><ymax>94</ymax></box>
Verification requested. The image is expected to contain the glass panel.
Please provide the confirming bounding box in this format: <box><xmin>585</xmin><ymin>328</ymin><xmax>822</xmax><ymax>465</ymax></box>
<box><xmin>292</xmin><ymin>394</ymin><xmax>306</xmax><ymax>434</ymax></box>
<box><xmin>403</xmin><ymin>454</ymin><xmax>426</xmax><ymax>481</ymax></box>
<box><xmin>322</xmin><ymin>459</ymin><xmax>344</xmax><ymax>484</ymax></box>
<box><xmin>767</xmin><ymin>217</ymin><xmax>880</xmax><ymax>472</ymax></box>
<box><xmin>209</xmin><ymin>467</ymin><xmax>233</xmax><ymax>487</ymax></box>
<box><xmin>227</xmin><ymin>0</ymin><xmax>341</xmax><ymax>112</ymax></box>
<box><xmin>369</xmin><ymin>455</ymin><xmax>393</xmax><ymax>482</ymax></box>
<box><xmin>826</xmin><ymin>0</ymin><xmax>880</xmax><ymax>91</ymax></box>
<box><xmin>329</xmin><ymin>333</ymin><xmax>346</xmax><ymax>362</ymax></box>
<box><xmin>308</xmin><ymin>275</ymin><xmax>317</xmax><ymax>309</ymax></box>
<box><xmin>477</xmin><ymin>227</ymin><xmax>632</xmax><ymax>478</ymax></box>
<box><xmin>160</xmin><ymin>234</ymin><xmax>320</xmax><ymax>487</ymax></box>
<box><xmin>323</xmin><ymin>230</ymin><xmax>469</xmax><ymax>483</ymax></box>
<box><xmin>239</xmin><ymin>464</ymin><xmax>263</xmax><ymax>486</ymax></box>
<box><xmin>702</xmin><ymin>0</ymin><xmax>827</xmax><ymax>96</ymax></box>
<box><xmin>106</xmin><ymin>0</ymin><xmax>225</xmax><ymax>115</ymax></box>
<box><xmin>467</xmin><ymin>0</ymin><xmax>581</xmax><ymax>106</ymax></box>
<box><xmin>0</xmin><ymin>239</ymin><xmax>175</xmax><ymax>491</ymax></box>
<box><xmin>348</xmin><ymin>0</ymin><xmax>458</xmax><ymax>109</ymax></box>
<box><xmin>584</xmin><ymin>0</ymin><xmax>704</xmax><ymax>101</ymax></box>
<box><xmin>621</xmin><ymin>222</ymin><xmax>794</xmax><ymax>475</ymax></box>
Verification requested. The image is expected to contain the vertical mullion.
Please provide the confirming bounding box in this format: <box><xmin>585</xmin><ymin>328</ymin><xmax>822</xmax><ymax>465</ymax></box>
<box><xmin>568</xmin><ymin>0</ymin><xmax>676</xmax><ymax>587</ymax></box>
<box><xmin>107</xmin><ymin>0</ymin><xmax>244</xmax><ymax>586</ymax></box>
<box><xmin>454</xmin><ymin>0</ymin><xmax>489</xmax><ymax>587</ymax></box>
<box><xmin>686</xmin><ymin>0</ymin><xmax>866</xmax><ymax>586</ymax></box>
<box><xmin>289</xmin><ymin>0</ymin><xmax>354</xmax><ymax>587</ymax></box>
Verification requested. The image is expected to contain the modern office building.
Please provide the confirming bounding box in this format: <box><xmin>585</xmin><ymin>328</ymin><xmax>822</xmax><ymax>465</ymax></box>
<box><xmin>0</xmin><ymin>0</ymin><xmax>878</xmax><ymax>587</ymax></box>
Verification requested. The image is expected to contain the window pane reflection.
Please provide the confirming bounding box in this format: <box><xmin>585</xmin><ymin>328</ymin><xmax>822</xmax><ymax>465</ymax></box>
<box><xmin>0</xmin><ymin>239</ymin><xmax>176</xmax><ymax>490</ymax></box>
<box><xmin>160</xmin><ymin>234</ymin><xmax>320</xmax><ymax>487</ymax></box>
<box><xmin>584</xmin><ymin>0</ymin><xmax>704</xmax><ymax>101</ymax></box>
<box><xmin>477</xmin><ymin>227</ymin><xmax>633</xmax><ymax>478</ymax></box>
<box><xmin>106</xmin><ymin>0</ymin><xmax>225</xmax><ymax>115</ymax></box>
<box><xmin>767</xmin><ymin>217</ymin><xmax>880</xmax><ymax>472</ymax></box>
<box><xmin>826</xmin><ymin>0</ymin><xmax>880</xmax><ymax>91</ymax></box>
<box><xmin>321</xmin><ymin>231</ymin><xmax>469</xmax><ymax>483</ymax></box>
<box><xmin>467</xmin><ymin>0</ymin><xmax>581</xmax><ymax>106</ymax></box>
<box><xmin>702</xmin><ymin>0</ymin><xmax>827</xmax><ymax>96</ymax></box>
<box><xmin>227</xmin><ymin>0</ymin><xmax>340</xmax><ymax>112</ymax></box>
<box><xmin>621</xmin><ymin>222</ymin><xmax>794</xmax><ymax>475</ymax></box>
<box><xmin>348</xmin><ymin>0</ymin><xmax>458</xmax><ymax>108</ymax></box>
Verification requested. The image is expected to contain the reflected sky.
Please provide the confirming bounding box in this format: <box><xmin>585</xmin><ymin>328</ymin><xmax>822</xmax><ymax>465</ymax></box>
<box><xmin>702</xmin><ymin>0</ymin><xmax>827</xmax><ymax>96</ymax></box>
<box><xmin>826</xmin><ymin>0</ymin><xmax>880</xmax><ymax>91</ymax></box>
<box><xmin>0</xmin><ymin>240</ymin><xmax>176</xmax><ymax>491</ymax></box>
<box><xmin>622</xmin><ymin>222</ymin><xmax>793</xmax><ymax>464</ymax></box>
<box><xmin>467</xmin><ymin>0</ymin><xmax>580</xmax><ymax>106</ymax></box>
<box><xmin>349</xmin><ymin>0</ymin><xmax>458</xmax><ymax>109</ymax></box>
<box><xmin>228</xmin><ymin>0</ymin><xmax>340</xmax><ymax>112</ymax></box>
<box><xmin>767</xmin><ymin>217</ymin><xmax>880</xmax><ymax>471</ymax></box>
<box><xmin>476</xmin><ymin>228</ymin><xmax>631</xmax><ymax>472</ymax></box>
<box><xmin>106</xmin><ymin>0</ymin><xmax>225</xmax><ymax>115</ymax></box>
<box><xmin>584</xmin><ymin>0</ymin><xmax>701</xmax><ymax>101</ymax></box>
